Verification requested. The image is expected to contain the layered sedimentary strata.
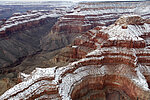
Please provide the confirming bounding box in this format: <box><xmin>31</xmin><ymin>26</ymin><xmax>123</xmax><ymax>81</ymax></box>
<box><xmin>1</xmin><ymin>15</ymin><xmax>150</xmax><ymax>100</ymax></box>
<box><xmin>41</xmin><ymin>1</ymin><xmax>150</xmax><ymax>54</ymax></box>
<box><xmin>0</xmin><ymin>10</ymin><xmax>61</xmax><ymax>36</ymax></box>
<box><xmin>41</xmin><ymin>1</ymin><xmax>150</xmax><ymax>59</ymax></box>
<box><xmin>0</xmin><ymin>6</ymin><xmax>73</xmax><ymax>95</ymax></box>
<box><xmin>51</xmin><ymin>1</ymin><xmax>150</xmax><ymax>36</ymax></box>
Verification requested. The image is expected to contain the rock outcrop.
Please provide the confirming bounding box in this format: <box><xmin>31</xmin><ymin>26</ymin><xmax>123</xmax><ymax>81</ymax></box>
<box><xmin>0</xmin><ymin>9</ymin><xmax>60</xmax><ymax>95</ymax></box>
<box><xmin>42</xmin><ymin>1</ymin><xmax>150</xmax><ymax>52</ymax></box>
<box><xmin>51</xmin><ymin>1</ymin><xmax>150</xmax><ymax>36</ymax></box>
<box><xmin>1</xmin><ymin>15</ymin><xmax>150</xmax><ymax>100</ymax></box>
<box><xmin>0</xmin><ymin>10</ymin><xmax>61</xmax><ymax>37</ymax></box>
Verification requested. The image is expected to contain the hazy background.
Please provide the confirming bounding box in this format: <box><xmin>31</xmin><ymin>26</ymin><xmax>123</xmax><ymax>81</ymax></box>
<box><xmin>0</xmin><ymin>0</ymin><xmax>146</xmax><ymax>2</ymax></box>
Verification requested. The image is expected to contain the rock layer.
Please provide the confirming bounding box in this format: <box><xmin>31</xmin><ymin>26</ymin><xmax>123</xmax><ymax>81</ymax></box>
<box><xmin>1</xmin><ymin>15</ymin><xmax>150</xmax><ymax>100</ymax></box>
<box><xmin>51</xmin><ymin>1</ymin><xmax>150</xmax><ymax>36</ymax></box>
<box><xmin>0</xmin><ymin>10</ymin><xmax>61</xmax><ymax>37</ymax></box>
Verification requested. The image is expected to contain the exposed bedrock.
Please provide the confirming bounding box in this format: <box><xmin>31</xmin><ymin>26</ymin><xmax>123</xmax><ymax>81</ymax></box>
<box><xmin>1</xmin><ymin>64</ymin><xmax>150</xmax><ymax>100</ymax></box>
<box><xmin>71</xmin><ymin>75</ymin><xmax>143</xmax><ymax>100</ymax></box>
<box><xmin>0</xmin><ymin>17</ymin><xmax>57</xmax><ymax>69</ymax></box>
<box><xmin>40</xmin><ymin>1</ymin><xmax>150</xmax><ymax>65</ymax></box>
<box><xmin>1</xmin><ymin>14</ymin><xmax>150</xmax><ymax>100</ymax></box>
<box><xmin>50</xmin><ymin>1</ymin><xmax>150</xmax><ymax>38</ymax></box>
<box><xmin>0</xmin><ymin>12</ymin><xmax>58</xmax><ymax>95</ymax></box>
<box><xmin>0</xmin><ymin>10</ymin><xmax>60</xmax><ymax>36</ymax></box>
<box><xmin>2</xmin><ymin>17</ymin><xmax>55</xmax><ymax>36</ymax></box>
<box><xmin>1</xmin><ymin>1</ymin><xmax>150</xmax><ymax>99</ymax></box>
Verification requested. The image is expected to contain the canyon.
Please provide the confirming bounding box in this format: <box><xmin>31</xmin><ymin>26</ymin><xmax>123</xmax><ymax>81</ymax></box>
<box><xmin>1</xmin><ymin>14</ymin><xmax>150</xmax><ymax>100</ymax></box>
<box><xmin>0</xmin><ymin>4</ymin><xmax>70</xmax><ymax>95</ymax></box>
<box><xmin>0</xmin><ymin>1</ymin><xmax>150</xmax><ymax>100</ymax></box>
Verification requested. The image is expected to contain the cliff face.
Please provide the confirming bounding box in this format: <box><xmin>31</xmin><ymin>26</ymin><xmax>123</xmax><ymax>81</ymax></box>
<box><xmin>41</xmin><ymin>1</ymin><xmax>150</xmax><ymax>52</ymax></box>
<box><xmin>1</xmin><ymin>15</ymin><xmax>150</xmax><ymax>100</ymax></box>
<box><xmin>0</xmin><ymin>7</ymin><xmax>72</xmax><ymax>69</ymax></box>
<box><xmin>0</xmin><ymin>10</ymin><xmax>61</xmax><ymax>36</ymax></box>
<box><xmin>0</xmin><ymin>15</ymin><xmax>58</xmax><ymax>69</ymax></box>
<box><xmin>50</xmin><ymin>1</ymin><xmax>150</xmax><ymax>36</ymax></box>
<box><xmin>1</xmin><ymin>1</ymin><xmax>150</xmax><ymax>99</ymax></box>
<box><xmin>0</xmin><ymin>6</ymin><xmax>74</xmax><ymax>95</ymax></box>
<box><xmin>0</xmin><ymin>10</ymin><xmax>59</xmax><ymax>95</ymax></box>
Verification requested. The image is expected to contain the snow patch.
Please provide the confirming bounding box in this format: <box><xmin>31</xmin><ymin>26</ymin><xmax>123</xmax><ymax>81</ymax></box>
<box><xmin>132</xmin><ymin>65</ymin><xmax>149</xmax><ymax>90</ymax></box>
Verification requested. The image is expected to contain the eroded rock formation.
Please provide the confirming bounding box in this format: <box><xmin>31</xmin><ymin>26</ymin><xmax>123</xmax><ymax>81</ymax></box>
<box><xmin>41</xmin><ymin>1</ymin><xmax>150</xmax><ymax>53</ymax></box>
<box><xmin>51</xmin><ymin>1</ymin><xmax>150</xmax><ymax>36</ymax></box>
<box><xmin>0</xmin><ymin>10</ymin><xmax>62</xmax><ymax>37</ymax></box>
<box><xmin>1</xmin><ymin>15</ymin><xmax>150</xmax><ymax>100</ymax></box>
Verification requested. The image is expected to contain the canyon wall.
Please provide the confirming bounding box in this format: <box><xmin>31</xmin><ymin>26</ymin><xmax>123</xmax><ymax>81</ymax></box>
<box><xmin>1</xmin><ymin>15</ymin><xmax>150</xmax><ymax>100</ymax></box>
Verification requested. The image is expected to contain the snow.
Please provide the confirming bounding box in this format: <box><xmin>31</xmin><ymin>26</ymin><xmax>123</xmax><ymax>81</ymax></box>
<box><xmin>13</xmin><ymin>80</ymin><xmax>52</xmax><ymax>99</ymax></box>
<box><xmin>0</xmin><ymin>67</ymin><xmax>56</xmax><ymax>100</ymax></box>
<box><xmin>82</xmin><ymin>24</ymin><xmax>91</xmax><ymax>26</ymax></box>
<box><xmin>132</xmin><ymin>65</ymin><xmax>149</xmax><ymax>90</ymax></box>
<box><xmin>135</xmin><ymin>5</ymin><xmax>150</xmax><ymax>15</ymax></box>
<box><xmin>101</xmin><ymin>21</ymin><xmax>150</xmax><ymax>41</ymax></box>
<box><xmin>136</xmin><ymin>48</ymin><xmax>150</xmax><ymax>54</ymax></box>
<box><xmin>13</xmin><ymin>12</ymin><xmax>21</xmax><ymax>15</ymax></box>
<box><xmin>87</xmin><ymin>47</ymin><xmax>136</xmax><ymax>57</ymax></box>
<box><xmin>137</xmin><ymin>64</ymin><xmax>150</xmax><ymax>75</ymax></box>
<box><xmin>120</xmin><ymin>14</ymin><xmax>141</xmax><ymax>18</ymax></box>
<box><xmin>98</xmin><ymin>14</ymin><xmax>150</xmax><ymax>41</ymax></box>
<box><xmin>86</xmin><ymin>49</ymin><xmax>101</xmax><ymax>56</ymax></box>
<box><xmin>104</xmin><ymin>24</ymin><xmax>143</xmax><ymax>41</ymax></box>
<box><xmin>72</xmin><ymin>45</ymin><xmax>78</xmax><ymax>48</ymax></box>
<box><xmin>1</xmin><ymin>2</ymin><xmax>150</xmax><ymax>99</ymax></box>
<box><xmin>1</xmin><ymin>62</ymin><xmax>150</xmax><ymax>99</ymax></box>
<box><xmin>71</xmin><ymin>56</ymin><xmax>104</xmax><ymax>66</ymax></box>
<box><xmin>20</xmin><ymin>73</ymin><xmax>30</xmax><ymax>81</ymax></box>
<box><xmin>0</xmin><ymin>10</ymin><xmax>61</xmax><ymax>32</ymax></box>
<box><xmin>65</xmin><ymin>2</ymin><xmax>138</xmax><ymax>17</ymax></box>
<box><xmin>58</xmin><ymin>65</ymin><xmax>108</xmax><ymax>100</ymax></box>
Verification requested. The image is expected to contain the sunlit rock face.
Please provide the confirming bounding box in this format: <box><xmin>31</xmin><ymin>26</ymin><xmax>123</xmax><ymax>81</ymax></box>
<box><xmin>1</xmin><ymin>15</ymin><xmax>150</xmax><ymax>100</ymax></box>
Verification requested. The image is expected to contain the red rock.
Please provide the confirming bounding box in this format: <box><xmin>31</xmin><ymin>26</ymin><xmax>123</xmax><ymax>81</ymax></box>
<box><xmin>1</xmin><ymin>7</ymin><xmax>150</xmax><ymax>100</ymax></box>
<box><xmin>0</xmin><ymin>10</ymin><xmax>60</xmax><ymax>36</ymax></box>
<box><xmin>50</xmin><ymin>2</ymin><xmax>142</xmax><ymax>36</ymax></box>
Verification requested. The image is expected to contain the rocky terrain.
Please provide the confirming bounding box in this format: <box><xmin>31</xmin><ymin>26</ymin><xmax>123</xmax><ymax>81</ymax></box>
<box><xmin>0</xmin><ymin>1</ymin><xmax>74</xmax><ymax>70</ymax></box>
<box><xmin>0</xmin><ymin>1</ymin><xmax>73</xmax><ymax>20</ymax></box>
<box><xmin>1</xmin><ymin>14</ymin><xmax>150</xmax><ymax>100</ymax></box>
<box><xmin>0</xmin><ymin>10</ymin><xmax>60</xmax><ymax>35</ymax></box>
<box><xmin>51</xmin><ymin>1</ymin><xmax>145</xmax><ymax>35</ymax></box>
<box><xmin>40</xmin><ymin>1</ymin><xmax>150</xmax><ymax>67</ymax></box>
<box><xmin>12</xmin><ymin>1</ymin><xmax>150</xmax><ymax>70</ymax></box>
<box><xmin>0</xmin><ymin>9</ymin><xmax>61</xmax><ymax>68</ymax></box>
<box><xmin>41</xmin><ymin>1</ymin><xmax>150</xmax><ymax>53</ymax></box>
<box><xmin>0</xmin><ymin>6</ymin><xmax>71</xmax><ymax>95</ymax></box>
<box><xmin>1</xmin><ymin>1</ymin><xmax>150</xmax><ymax>99</ymax></box>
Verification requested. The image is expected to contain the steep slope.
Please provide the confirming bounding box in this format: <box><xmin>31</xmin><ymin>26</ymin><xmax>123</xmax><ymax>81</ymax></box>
<box><xmin>0</xmin><ymin>11</ymin><xmax>58</xmax><ymax>68</ymax></box>
<box><xmin>1</xmin><ymin>15</ymin><xmax>150</xmax><ymax>100</ymax></box>
<box><xmin>0</xmin><ymin>10</ymin><xmax>59</xmax><ymax>95</ymax></box>
<box><xmin>42</xmin><ymin>1</ymin><xmax>150</xmax><ymax>51</ymax></box>
<box><xmin>0</xmin><ymin>3</ymin><xmax>75</xmax><ymax>95</ymax></box>
<box><xmin>0</xmin><ymin>6</ymin><xmax>74</xmax><ymax>69</ymax></box>
<box><xmin>0</xmin><ymin>10</ymin><xmax>61</xmax><ymax>36</ymax></box>
<box><xmin>0</xmin><ymin>2</ymin><xmax>75</xmax><ymax>70</ymax></box>
<box><xmin>1</xmin><ymin>1</ymin><xmax>150</xmax><ymax>99</ymax></box>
